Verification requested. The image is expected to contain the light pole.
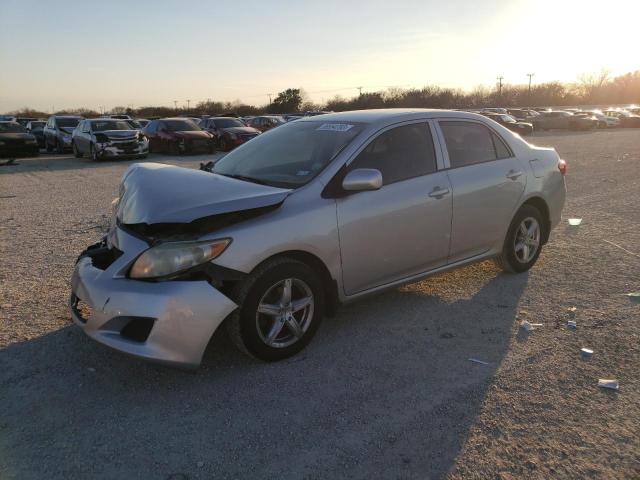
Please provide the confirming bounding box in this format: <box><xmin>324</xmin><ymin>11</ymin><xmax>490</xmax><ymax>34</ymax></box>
<box><xmin>497</xmin><ymin>76</ymin><xmax>504</xmax><ymax>98</ymax></box>
<box><xmin>186</xmin><ymin>99</ymin><xmax>191</xmax><ymax>111</ymax></box>
<box><xmin>527</xmin><ymin>73</ymin><xmax>534</xmax><ymax>105</ymax></box>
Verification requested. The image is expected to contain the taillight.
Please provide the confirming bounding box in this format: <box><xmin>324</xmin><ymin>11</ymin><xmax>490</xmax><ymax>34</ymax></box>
<box><xmin>558</xmin><ymin>159</ymin><xmax>567</xmax><ymax>175</ymax></box>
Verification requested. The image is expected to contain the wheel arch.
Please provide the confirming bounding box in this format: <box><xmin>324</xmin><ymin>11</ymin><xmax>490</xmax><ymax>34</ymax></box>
<box><xmin>248</xmin><ymin>250</ymin><xmax>339</xmax><ymax>316</ymax></box>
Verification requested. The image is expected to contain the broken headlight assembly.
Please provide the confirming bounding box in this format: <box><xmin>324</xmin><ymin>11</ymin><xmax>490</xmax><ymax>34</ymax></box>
<box><xmin>129</xmin><ymin>238</ymin><xmax>231</xmax><ymax>279</ymax></box>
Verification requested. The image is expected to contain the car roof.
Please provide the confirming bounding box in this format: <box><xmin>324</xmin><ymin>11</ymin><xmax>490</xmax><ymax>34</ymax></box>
<box><xmin>52</xmin><ymin>115</ymin><xmax>83</xmax><ymax>119</ymax></box>
<box><xmin>297</xmin><ymin>108</ymin><xmax>491</xmax><ymax>126</ymax></box>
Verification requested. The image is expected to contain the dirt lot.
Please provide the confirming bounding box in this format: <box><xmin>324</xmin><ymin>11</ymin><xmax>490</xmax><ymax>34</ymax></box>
<box><xmin>1</xmin><ymin>129</ymin><xmax>639</xmax><ymax>480</ymax></box>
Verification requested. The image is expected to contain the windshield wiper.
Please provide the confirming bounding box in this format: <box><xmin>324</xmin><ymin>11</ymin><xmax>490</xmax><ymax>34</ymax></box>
<box><xmin>216</xmin><ymin>172</ymin><xmax>271</xmax><ymax>186</ymax></box>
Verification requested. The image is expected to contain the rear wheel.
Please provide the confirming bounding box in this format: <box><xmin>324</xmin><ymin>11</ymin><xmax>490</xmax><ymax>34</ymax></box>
<box><xmin>226</xmin><ymin>257</ymin><xmax>325</xmax><ymax>361</ymax></box>
<box><xmin>495</xmin><ymin>204</ymin><xmax>545</xmax><ymax>273</ymax></box>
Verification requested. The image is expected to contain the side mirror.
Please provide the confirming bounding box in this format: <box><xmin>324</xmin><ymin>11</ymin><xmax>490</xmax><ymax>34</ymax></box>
<box><xmin>342</xmin><ymin>168</ymin><xmax>383</xmax><ymax>192</ymax></box>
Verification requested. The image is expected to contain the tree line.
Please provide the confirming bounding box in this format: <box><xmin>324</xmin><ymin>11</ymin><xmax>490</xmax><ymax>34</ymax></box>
<box><xmin>7</xmin><ymin>70</ymin><xmax>640</xmax><ymax>119</ymax></box>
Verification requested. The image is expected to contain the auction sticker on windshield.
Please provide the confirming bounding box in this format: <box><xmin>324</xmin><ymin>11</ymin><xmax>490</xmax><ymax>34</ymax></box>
<box><xmin>317</xmin><ymin>123</ymin><xmax>354</xmax><ymax>132</ymax></box>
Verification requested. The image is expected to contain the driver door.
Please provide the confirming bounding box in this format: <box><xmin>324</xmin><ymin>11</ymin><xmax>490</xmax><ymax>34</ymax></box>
<box><xmin>335</xmin><ymin>122</ymin><xmax>452</xmax><ymax>295</ymax></box>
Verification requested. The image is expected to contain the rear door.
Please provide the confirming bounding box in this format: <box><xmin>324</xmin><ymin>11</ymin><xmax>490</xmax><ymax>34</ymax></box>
<box><xmin>436</xmin><ymin>120</ymin><xmax>526</xmax><ymax>263</ymax></box>
<box><xmin>336</xmin><ymin>121</ymin><xmax>452</xmax><ymax>295</ymax></box>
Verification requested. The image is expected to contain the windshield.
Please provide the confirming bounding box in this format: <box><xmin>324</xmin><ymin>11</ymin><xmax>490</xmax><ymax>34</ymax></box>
<box><xmin>57</xmin><ymin>118</ymin><xmax>81</xmax><ymax>128</ymax></box>
<box><xmin>0</xmin><ymin>122</ymin><xmax>27</xmax><ymax>133</ymax></box>
<box><xmin>91</xmin><ymin>120</ymin><xmax>132</xmax><ymax>131</ymax></box>
<box><xmin>163</xmin><ymin>119</ymin><xmax>201</xmax><ymax>131</ymax></box>
<box><xmin>30</xmin><ymin>122</ymin><xmax>46</xmax><ymax>128</ymax></box>
<box><xmin>213</xmin><ymin>118</ymin><xmax>245</xmax><ymax>128</ymax></box>
<box><xmin>213</xmin><ymin>120</ymin><xmax>364</xmax><ymax>188</ymax></box>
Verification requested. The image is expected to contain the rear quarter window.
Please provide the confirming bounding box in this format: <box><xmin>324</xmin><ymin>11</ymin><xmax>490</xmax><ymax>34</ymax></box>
<box><xmin>439</xmin><ymin>121</ymin><xmax>512</xmax><ymax>168</ymax></box>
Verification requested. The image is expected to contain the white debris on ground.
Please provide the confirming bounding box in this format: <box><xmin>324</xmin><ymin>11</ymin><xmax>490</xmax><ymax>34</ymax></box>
<box><xmin>597</xmin><ymin>379</ymin><xmax>620</xmax><ymax>390</ymax></box>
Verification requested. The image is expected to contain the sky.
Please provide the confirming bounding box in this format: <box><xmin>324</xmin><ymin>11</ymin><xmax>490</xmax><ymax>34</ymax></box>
<box><xmin>1</xmin><ymin>0</ymin><xmax>639</xmax><ymax>113</ymax></box>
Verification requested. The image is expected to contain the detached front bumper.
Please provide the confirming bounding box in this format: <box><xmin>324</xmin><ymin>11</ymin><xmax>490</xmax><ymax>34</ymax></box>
<box><xmin>96</xmin><ymin>142</ymin><xmax>148</xmax><ymax>159</ymax></box>
<box><xmin>69</xmin><ymin>228</ymin><xmax>237</xmax><ymax>368</ymax></box>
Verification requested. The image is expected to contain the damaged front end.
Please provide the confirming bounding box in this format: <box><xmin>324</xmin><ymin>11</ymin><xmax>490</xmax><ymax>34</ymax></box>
<box><xmin>69</xmin><ymin>162</ymin><xmax>291</xmax><ymax>366</ymax></box>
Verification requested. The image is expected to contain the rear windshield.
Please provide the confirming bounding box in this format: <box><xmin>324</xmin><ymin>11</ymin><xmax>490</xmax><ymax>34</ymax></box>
<box><xmin>0</xmin><ymin>122</ymin><xmax>26</xmax><ymax>133</ymax></box>
<box><xmin>163</xmin><ymin>119</ymin><xmax>201</xmax><ymax>131</ymax></box>
<box><xmin>91</xmin><ymin>120</ymin><xmax>132</xmax><ymax>131</ymax></box>
<box><xmin>213</xmin><ymin>121</ymin><xmax>363</xmax><ymax>188</ymax></box>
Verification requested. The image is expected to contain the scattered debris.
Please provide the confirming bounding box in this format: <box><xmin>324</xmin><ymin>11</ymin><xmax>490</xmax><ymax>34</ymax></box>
<box><xmin>440</xmin><ymin>332</ymin><xmax>455</xmax><ymax>339</ymax></box>
<box><xmin>87</xmin><ymin>367</ymin><xmax>96</xmax><ymax>373</ymax></box>
<box><xmin>568</xmin><ymin>218</ymin><xmax>582</xmax><ymax>226</ymax></box>
<box><xmin>580</xmin><ymin>348</ymin><xmax>593</xmax><ymax>359</ymax></box>
<box><xmin>468</xmin><ymin>358</ymin><xmax>489</xmax><ymax>365</ymax></box>
<box><xmin>603</xmin><ymin>240</ymin><xmax>640</xmax><ymax>259</ymax></box>
<box><xmin>567</xmin><ymin>306</ymin><xmax>577</xmax><ymax>313</ymax></box>
<box><xmin>626</xmin><ymin>292</ymin><xmax>640</xmax><ymax>304</ymax></box>
<box><xmin>0</xmin><ymin>195</ymin><xmax>17</xmax><ymax>199</ymax></box>
<box><xmin>567</xmin><ymin>320</ymin><xmax>577</xmax><ymax>329</ymax></box>
<box><xmin>520</xmin><ymin>320</ymin><xmax>543</xmax><ymax>332</ymax></box>
<box><xmin>597</xmin><ymin>379</ymin><xmax>619</xmax><ymax>391</ymax></box>
<box><xmin>196</xmin><ymin>462</ymin><xmax>204</xmax><ymax>468</ymax></box>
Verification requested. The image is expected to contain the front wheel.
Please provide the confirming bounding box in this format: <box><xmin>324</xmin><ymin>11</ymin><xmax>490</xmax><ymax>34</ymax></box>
<box><xmin>227</xmin><ymin>257</ymin><xmax>325</xmax><ymax>361</ymax></box>
<box><xmin>494</xmin><ymin>204</ymin><xmax>545</xmax><ymax>273</ymax></box>
<box><xmin>72</xmin><ymin>142</ymin><xmax>82</xmax><ymax>158</ymax></box>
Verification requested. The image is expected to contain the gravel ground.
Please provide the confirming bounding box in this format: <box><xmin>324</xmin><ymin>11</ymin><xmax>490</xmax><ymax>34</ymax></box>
<box><xmin>0</xmin><ymin>129</ymin><xmax>639</xmax><ymax>480</ymax></box>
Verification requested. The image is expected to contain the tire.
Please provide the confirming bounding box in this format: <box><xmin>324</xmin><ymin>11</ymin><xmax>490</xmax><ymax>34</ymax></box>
<box><xmin>89</xmin><ymin>143</ymin><xmax>99</xmax><ymax>162</ymax></box>
<box><xmin>494</xmin><ymin>204</ymin><xmax>545</xmax><ymax>274</ymax></box>
<box><xmin>226</xmin><ymin>257</ymin><xmax>325</xmax><ymax>361</ymax></box>
<box><xmin>72</xmin><ymin>142</ymin><xmax>82</xmax><ymax>158</ymax></box>
<box><xmin>45</xmin><ymin>137</ymin><xmax>53</xmax><ymax>153</ymax></box>
<box><xmin>55</xmin><ymin>138</ymin><xmax>65</xmax><ymax>154</ymax></box>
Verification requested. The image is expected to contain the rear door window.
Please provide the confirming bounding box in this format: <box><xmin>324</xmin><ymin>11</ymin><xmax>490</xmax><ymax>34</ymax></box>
<box><xmin>350</xmin><ymin>123</ymin><xmax>437</xmax><ymax>185</ymax></box>
<box><xmin>439</xmin><ymin>121</ymin><xmax>512</xmax><ymax>168</ymax></box>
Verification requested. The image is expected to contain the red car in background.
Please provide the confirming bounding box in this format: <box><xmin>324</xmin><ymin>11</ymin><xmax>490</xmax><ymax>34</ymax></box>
<box><xmin>143</xmin><ymin>118</ymin><xmax>215</xmax><ymax>154</ymax></box>
<box><xmin>200</xmin><ymin>117</ymin><xmax>261</xmax><ymax>151</ymax></box>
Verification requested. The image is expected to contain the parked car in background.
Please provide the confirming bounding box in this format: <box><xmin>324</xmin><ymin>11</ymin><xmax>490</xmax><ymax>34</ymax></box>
<box><xmin>507</xmin><ymin>109</ymin><xmax>540</xmax><ymax>122</ymax></box>
<box><xmin>16</xmin><ymin>117</ymin><xmax>37</xmax><ymax>127</ymax></box>
<box><xmin>574</xmin><ymin>111</ymin><xmax>617</xmax><ymax>128</ymax></box>
<box><xmin>481</xmin><ymin>113</ymin><xmax>533</xmax><ymax>135</ymax></box>
<box><xmin>482</xmin><ymin>108</ymin><xmax>508</xmax><ymax>114</ymax></box>
<box><xmin>135</xmin><ymin>119</ymin><xmax>150</xmax><ymax>128</ymax></box>
<box><xmin>604</xmin><ymin>110</ymin><xmax>640</xmax><ymax>127</ymax></box>
<box><xmin>25</xmin><ymin>120</ymin><xmax>46</xmax><ymax>147</ymax></box>
<box><xmin>0</xmin><ymin>121</ymin><xmax>39</xmax><ymax>158</ymax></box>
<box><xmin>71</xmin><ymin>119</ymin><xmax>148</xmax><ymax>161</ymax></box>
<box><xmin>200</xmin><ymin>117</ymin><xmax>261</xmax><ymax>151</ymax></box>
<box><xmin>248</xmin><ymin>115</ymin><xmax>286</xmax><ymax>132</ymax></box>
<box><xmin>142</xmin><ymin>118</ymin><xmax>215</xmax><ymax>154</ymax></box>
<box><xmin>568</xmin><ymin>113</ymin><xmax>598</xmax><ymax>130</ymax></box>
<box><xmin>105</xmin><ymin>114</ymin><xmax>132</xmax><ymax>120</ymax></box>
<box><xmin>70</xmin><ymin>109</ymin><xmax>566</xmax><ymax>367</ymax></box>
<box><xmin>43</xmin><ymin>115</ymin><xmax>83</xmax><ymax>153</ymax></box>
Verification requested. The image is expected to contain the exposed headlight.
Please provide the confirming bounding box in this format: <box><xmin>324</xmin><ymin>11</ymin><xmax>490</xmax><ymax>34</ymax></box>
<box><xmin>129</xmin><ymin>239</ymin><xmax>231</xmax><ymax>279</ymax></box>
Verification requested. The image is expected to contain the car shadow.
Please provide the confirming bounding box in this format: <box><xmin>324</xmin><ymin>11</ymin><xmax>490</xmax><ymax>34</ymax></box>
<box><xmin>0</xmin><ymin>262</ymin><xmax>528</xmax><ymax>479</ymax></box>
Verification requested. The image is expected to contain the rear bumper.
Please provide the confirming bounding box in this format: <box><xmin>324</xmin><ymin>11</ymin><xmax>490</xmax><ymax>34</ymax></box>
<box><xmin>69</xmin><ymin>228</ymin><xmax>237</xmax><ymax>368</ymax></box>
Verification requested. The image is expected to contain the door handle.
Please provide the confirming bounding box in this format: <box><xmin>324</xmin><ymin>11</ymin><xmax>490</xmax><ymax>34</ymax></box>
<box><xmin>506</xmin><ymin>170</ymin><xmax>524</xmax><ymax>180</ymax></box>
<box><xmin>428</xmin><ymin>187</ymin><xmax>450</xmax><ymax>198</ymax></box>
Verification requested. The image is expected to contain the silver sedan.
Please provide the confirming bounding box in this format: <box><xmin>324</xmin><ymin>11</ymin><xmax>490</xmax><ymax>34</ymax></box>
<box><xmin>70</xmin><ymin>109</ymin><xmax>566</xmax><ymax>367</ymax></box>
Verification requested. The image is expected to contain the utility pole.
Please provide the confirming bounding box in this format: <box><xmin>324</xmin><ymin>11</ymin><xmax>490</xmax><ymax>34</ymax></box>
<box><xmin>527</xmin><ymin>73</ymin><xmax>535</xmax><ymax>103</ymax></box>
<box><xmin>497</xmin><ymin>76</ymin><xmax>504</xmax><ymax>97</ymax></box>
<box><xmin>186</xmin><ymin>99</ymin><xmax>191</xmax><ymax>111</ymax></box>
<box><xmin>173</xmin><ymin>100</ymin><xmax>178</xmax><ymax>111</ymax></box>
<box><xmin>267</xmin><ymin>93</ymin><xmax>273</xmax><ymax>104</ymax></box>
<box><xmin>357</xmin><ymin>86</ymin><xmax>363</xmax><ymax>96</ymax></box>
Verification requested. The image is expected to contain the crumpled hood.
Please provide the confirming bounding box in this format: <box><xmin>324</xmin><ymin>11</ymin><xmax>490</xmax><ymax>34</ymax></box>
<box><xmin>0</xmin><ymin>133</ymin><xmax>36</xmax><ymax>141</ymax></box>
<box><xmin>117</xmin><ymin>163</ymin><xmax>291</xmax><ymax>225</ymax></box>
<box><xmin>172</xmin><ymin>130</ymin><xmax>212</xmax><ymax>140</ymax></box>
<box><xmin>222</xmin><ymin>126</ymin><xmax>260</xmax><ymax>135</ymax></box>
<box><xmin>101</xmin><ymin>130</ymin><xmax>138</xmax><ymax>140</ymax></box>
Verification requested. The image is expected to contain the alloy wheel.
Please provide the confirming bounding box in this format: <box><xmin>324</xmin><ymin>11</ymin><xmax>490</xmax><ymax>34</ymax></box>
<box><xmin>514</xmin><ymin>217</ymin><xmax>540</xmax><ymax>263</ymax></box>
<box><xmin>255</xmin><ymin>278</ymin><xmax>314</xmax><ymax>348</ymax></box>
